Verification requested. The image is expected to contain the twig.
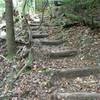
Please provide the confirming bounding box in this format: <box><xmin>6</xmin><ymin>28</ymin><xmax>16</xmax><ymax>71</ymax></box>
<box><xmin>0</xmin><ymin>55</ymin><xmax>10</xmax><ymax>62</ymax></box>
<box><xmin>14</xmin><ymin>63</ymin><xmax>27</xmax><ymax>81</ymax></box>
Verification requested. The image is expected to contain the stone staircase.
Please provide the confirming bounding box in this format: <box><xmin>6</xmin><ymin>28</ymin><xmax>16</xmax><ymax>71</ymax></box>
<box><xmin>30</xmin><ymin>20</ymin><xmax>78</xmax><ymax>59</ymax></box>
<box><xmin>29</xmin><ymin>20</ymin><xmax>100</xmax><ymax>100</ymax></box>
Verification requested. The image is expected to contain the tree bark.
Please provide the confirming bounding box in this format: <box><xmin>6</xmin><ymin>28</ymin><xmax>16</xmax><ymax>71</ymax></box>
<box><xmin>5</xmin><ymin>0</ymin><xmax>16</xmax><ymax>57</ymax></box>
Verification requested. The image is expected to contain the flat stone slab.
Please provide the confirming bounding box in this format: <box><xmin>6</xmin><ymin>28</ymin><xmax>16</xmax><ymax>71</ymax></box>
<box><xmin>48</xmin><ymin>67</ymin><xmax>100</xmax><ymax>87</ymax></box>
<box><xmin>32</xmin><ymin>34</ymin><xmax>49</xmax><ymax>38</ymax></box>
<box><xmin>50</xmin><ymin>92</ymin><xmax>100</xmax><ymax>100</ymax></box>
<box><xmin>40</xmin><ymin>39</ymin><xmax>66</xmax><ymax>46</ymax></box>
<box><xmin>31</xmin><ymin>26</ymin><xmax>39</xmax><ymax>30</ymax></box>
<box><xmin>29</xmin><ymin>23</ymin><xmax>40</xmax><ymax>26</ymax></box>
<box><xmin>46</xmin><ymin>49</ymin><xmax>78</xmax><ymax>59</ymax></box>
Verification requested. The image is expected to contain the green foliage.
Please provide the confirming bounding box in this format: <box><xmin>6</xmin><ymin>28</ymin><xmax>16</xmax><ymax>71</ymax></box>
<box><xmin>0</xmin><ymin>0</ymin><xmax>5</xmax><ymax>16</ymax></box>
<box><xmin>50</xmin><ymin>0</ymin><xmax>100</xmax><ymax>28</ymax></box>
<box><xmin>36</xmin><ymin>0</ymin><xmax>43</xmax><ymax>10</ymax></box>
<box><xmin>22</xmin><ymin>0</ymin><xmax>35</xmax><ymax>15</ymax></box>
<box><xmin>36</xmin><ymin>0</ymin><xmax>48</xmax><ymax>11</ymax></box>
<box><xmin>63</xmin><ymin>0</ymin><xmax>100</xmax><ymax>14</ymax></box>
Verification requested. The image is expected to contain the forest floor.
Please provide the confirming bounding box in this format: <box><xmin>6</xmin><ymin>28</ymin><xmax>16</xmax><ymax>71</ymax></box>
<box><xmin>0</xmin><ymin>14</ymin><xmax>100</xmax><ymax>100</ymax></box>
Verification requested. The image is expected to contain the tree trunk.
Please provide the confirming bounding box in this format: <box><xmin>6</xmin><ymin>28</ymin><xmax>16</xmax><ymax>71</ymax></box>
<box><xmin>5</xmin><ymin>0</ymin><xmax>16</xmax><ymax>58</ymax></box>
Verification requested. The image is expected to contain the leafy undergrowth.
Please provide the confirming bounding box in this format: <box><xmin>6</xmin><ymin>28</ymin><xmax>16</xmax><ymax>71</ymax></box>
<box><xmin>0</xmin><ymin>16</ymin><xmax>100</xmax><ymax>99</ymax></box>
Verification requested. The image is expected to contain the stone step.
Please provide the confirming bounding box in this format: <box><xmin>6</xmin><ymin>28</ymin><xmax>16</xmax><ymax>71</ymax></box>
<box><xmin>32</xmin><ymin>30</ymin><xmax>43</xmax><ymax>34</ymax></box>
<box><xmin>40</xmin><ymin>39</ymin><xmax>66</xmax><ymax>46</ymax></box>
<box><xmin>48</xmin><ymin>67</ymin><xmax>100</xmax><ymax>86</ymax></box>
<box><xmin>50</xmin><ymin>92</ymin><xmax>100</xmax><ymax>100</ymax></box>
<box><xmin>46</xmin><ymin>49</ymin><xmax>78</xmax><ymax>59</ymax></box>
<box><xmin>32</xmin><ymin>34</ymin><xmax>49</xmax><ymax>39</ymax></box>
<box><xmin>29</xmin><ymin>23</ymin><xmax>40</xmax><ymax>26</ymax></box>
<box><xmin>30</xmin><ymin>26</ymin><xmax>39</xmax><ymax>30</ymax></box>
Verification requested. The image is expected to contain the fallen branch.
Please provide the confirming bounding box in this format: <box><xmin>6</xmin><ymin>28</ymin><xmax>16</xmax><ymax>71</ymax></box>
<box><xmin>0</xmin><ymin>55</ymin><xmax>10</xmax><ymax>62</ymax></box>
<box><xmin>14</xmin><ymin>64</ymin><xmax>27</xmax><ymax>81</ymax></box>
<box><xmin>48</xmin><ymin>67</ymin><xmax>100</xmax><ymax>87</ymax></box>
<box><xmin>50</xmin><ymin>92</ymin><xmax>100</xmax><ymax>100</ymax></box>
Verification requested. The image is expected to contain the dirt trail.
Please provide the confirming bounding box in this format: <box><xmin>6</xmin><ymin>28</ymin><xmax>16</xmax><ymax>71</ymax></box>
<box><xmin>0</xmin><ymin>16</ymin><xmax>100</xmax><ymax>100</ymax></box>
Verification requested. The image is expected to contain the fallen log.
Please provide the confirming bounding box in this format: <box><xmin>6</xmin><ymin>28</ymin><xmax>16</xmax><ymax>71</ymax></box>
<box><xmin>47</xmin><ymin>49</ymin><xmax>78</xmax><ymax>58</ymax></box>
<box><xmin>50</xmin><ymin>92</ymin><xmax>100</xmax><ymax>100</ymax></box>
<box><xmin>40</xmin><ymin>39</ymin><xmax>66</xmax><ymax>46</ymax></box>
<box><xmin>32</xmin><ymin>34</ymin><xmax>49</xmax><ymax>38</ymax></box>
<box><xmin>48</xmin><ymin>67</ymin><xmax>100</xmax><ymax>87</ymax></box>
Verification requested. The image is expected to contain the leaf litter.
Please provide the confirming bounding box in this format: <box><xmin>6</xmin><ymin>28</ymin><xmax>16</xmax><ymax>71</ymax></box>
<box><xmin>0</xmin><ymin>15</ymin><xmax>100</xmax><ymax>99</ymax></box>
